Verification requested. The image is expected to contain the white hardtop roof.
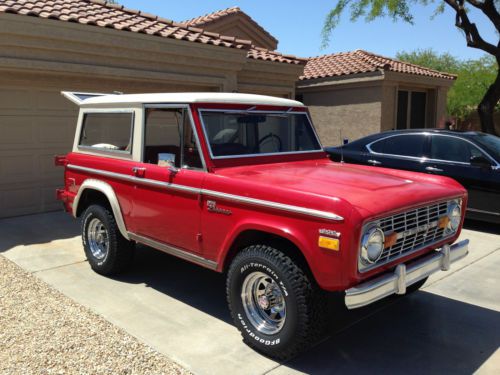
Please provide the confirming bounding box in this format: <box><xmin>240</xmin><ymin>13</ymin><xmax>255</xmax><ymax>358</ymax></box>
<box><xmin>61</xmin><ymin>92</ymin><xmax>305</xmax><ymax>107</ymax></box>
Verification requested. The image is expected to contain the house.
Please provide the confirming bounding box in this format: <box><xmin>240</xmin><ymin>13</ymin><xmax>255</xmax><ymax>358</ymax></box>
<box><xmin>0</xmin><ymin>1</ymin><xmax>455</xmax><ymax>218</ymax></box>
<box><xmin>0</xmin><ymin>0</ymin><xmax>305</xmax><ymax>218</ymax></box>
<box><xmin>297</xmin><ymin>50</ymin><xmax>457</xmax><ymax>146</ymax></box>
<box><xmin>178</xmin><ymin>8</ymin><xmax>457</xmax><ymax>146</ymax></box>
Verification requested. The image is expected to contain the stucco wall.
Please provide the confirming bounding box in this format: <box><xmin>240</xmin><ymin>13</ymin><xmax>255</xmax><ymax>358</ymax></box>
<box><xmin>298</xmin><ymin>85</ymin><xmax>383</xmax><ymax>147</ymax></box>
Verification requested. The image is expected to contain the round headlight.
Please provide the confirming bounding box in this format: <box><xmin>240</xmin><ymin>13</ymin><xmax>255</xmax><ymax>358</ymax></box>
<box><xmin>447</xmin><ymin>201</ymin><xmax>461</xmax><ymax>232</ymax></box>
<box><xmin>360</xmin><ymin>226</ymin><xmax>385</xmax><ymax>265</ymax></box>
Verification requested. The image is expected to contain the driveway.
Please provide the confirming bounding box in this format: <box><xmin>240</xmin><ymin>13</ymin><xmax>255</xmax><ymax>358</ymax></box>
<box><xmin>1</xmin><ymin>212</ymin><xmax>499</xmax><ymax>374</ymax></box>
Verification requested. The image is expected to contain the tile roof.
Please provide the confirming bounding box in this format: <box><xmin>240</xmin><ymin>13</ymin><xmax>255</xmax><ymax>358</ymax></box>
<box><xmin>248</xmin><ymin>47</ymin><xmax>307</xmax><ymax>65</ymax></box>
<box><xmin>181</xmin><ymin>6</ymin><xmax>279</xmax><ymax>47</ymax></box>
<box><xmin>0</xmin><ymin>0</ymin><xmax>304</xmax><ymax>65</ymax></box>
<box><xmin>0</xmin><ymin>0</ymin><xmax>252</xmax><ymax>49</ymax></box>
<box><xmin>301</xmin><ymin>50</ymin><xmax>457</xmax><ymax>81</ymax></box>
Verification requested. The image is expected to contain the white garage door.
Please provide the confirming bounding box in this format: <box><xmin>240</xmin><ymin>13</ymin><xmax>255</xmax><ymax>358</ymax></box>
<box><xmin>0</xmin><ymin>85</ymin><xmax>77</xmax><ymax>218</ymax></box>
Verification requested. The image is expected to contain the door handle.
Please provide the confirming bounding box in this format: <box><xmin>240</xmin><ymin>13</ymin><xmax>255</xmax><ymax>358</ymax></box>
<box><xmin>367</xmin><ymin>159</ymin><xmax>382</xmax><ymax>166</ymax></box>
<box><xmin>425</xmin><ymin>166</ymin><xmax>443</xmax><ymax>173</ymax></box>
<box><xmin>132</xmin><ymin>167</ymin><xmax>146</xmax><ymax>177</ymax></box>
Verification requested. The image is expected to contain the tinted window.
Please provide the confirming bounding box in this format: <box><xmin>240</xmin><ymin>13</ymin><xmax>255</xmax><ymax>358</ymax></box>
<box><xmin>79</xmin><ymin>112</ymin><xmax>133</xmax><ymax>153</ymax></box>
<box><xmin>430</xmin><ymin>136</ymin><xmax>483</xmax><ymax>163</ymax></box>
<box><xmin>370</xmin><ymin>135</ymin><xmax>427</xmax><ymax>157</ymax></box>
<box><xmin>472</xmin><ymin>133</ymin><xmax>500</xmax><ymax>160</ymax></box>
<box><xmin>201</xmin><ymin>111</ymin><xmax>321</xmax><ymax>157</ymax></box>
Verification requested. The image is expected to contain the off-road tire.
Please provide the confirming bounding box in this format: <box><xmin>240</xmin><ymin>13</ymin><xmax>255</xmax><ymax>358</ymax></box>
<box><xmin>226</xmin><ymin>245</ymin><xmax>326</xmax><ymax>360</ymax></box>
<box><xmin>81</xmin><ymin>204</ymin><xmax>134</xmax><ymax>275</ymax></box>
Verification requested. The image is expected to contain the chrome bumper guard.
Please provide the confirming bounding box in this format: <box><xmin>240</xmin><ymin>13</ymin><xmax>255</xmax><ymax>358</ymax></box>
<box><xmin>345</xmin><ymin>239</ymin><xmax>469</xmax><ymax>309</ymax></box>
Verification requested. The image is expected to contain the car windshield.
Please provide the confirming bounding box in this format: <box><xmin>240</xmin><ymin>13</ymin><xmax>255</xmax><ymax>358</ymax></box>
<box><xmin>471</xmin><ymin>133</ymin><xmax>500</xmax><ymax>161</ymax></box>
<box><xmin>200</xmin><ymin>111</ymin><xmax>322</xmax><ymax>158</ymax></box>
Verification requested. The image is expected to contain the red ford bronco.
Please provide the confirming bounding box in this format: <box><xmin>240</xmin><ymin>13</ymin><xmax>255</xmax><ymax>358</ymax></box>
<box><xmin>56</xmin><ymin>92</ymin><xmax>469</xmax><ymax>359</ymax></box>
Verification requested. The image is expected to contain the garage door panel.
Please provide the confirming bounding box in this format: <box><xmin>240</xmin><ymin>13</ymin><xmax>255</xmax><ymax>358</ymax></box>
<box><xmin>37</xmin><ymin>116</ymin><xmax>76</xmax><ymax>144</ymax></box>
<box><xmin>0</xmin><ymin>154</ymin><xmax>35</xmax><ymax>179</ymax></box>
<box><xmin>0</xmin><ymin>150</ymin><xmax>65</xmax><ymax>185</ymax></box>
<box><xmin>1</xmin><ymin>186</ymin><xmax>40</xmax><ymax>212</ymax></box>
<box><xmin>41</xmin><ymin>186</ymin><xmax>62</xmax><ymax>211</ymax></box>
<box><xmin>35</xmin><ymin>91</ymin><xmax>76</xmax><ymax>111</ymax></box>
<box><xmin>40</xmin><ymin>153</ymin><xmax>64</xmax><ymax>177</ymax></box>
<box><xmin>0</xmin><ymin>116</ymin><xmax>34</xmax><ymax>145</ymax></box>
<box><xmin>0</xmin><ymin>88</ymin><xmax>34</xmax><ymax>110</ymax></box>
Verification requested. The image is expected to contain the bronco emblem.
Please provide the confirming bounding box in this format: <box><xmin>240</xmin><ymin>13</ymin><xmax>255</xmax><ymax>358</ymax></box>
<box><xmin>207</xmin><ymin>200</ymin><xmax>232</xmax><ymax>216</ymax></box>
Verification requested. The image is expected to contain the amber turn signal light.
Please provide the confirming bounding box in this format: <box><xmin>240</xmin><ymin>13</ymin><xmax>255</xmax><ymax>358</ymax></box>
<box><xmin>384</xmin><ymin>232</ymin><xmax>398</xmax><ymax>249</ymax></box>
<box><xmin>318</xmin><ymin>236</ymin><xmax>340</xmax><ymax>251</ymax></box>
<box><xmin>438</xmin><ymin>216</ymin><xmax>450</xmax><ymax>229</ymax></box>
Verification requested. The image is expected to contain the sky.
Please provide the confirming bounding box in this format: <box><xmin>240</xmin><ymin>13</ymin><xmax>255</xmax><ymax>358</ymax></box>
<box><xmin>117</xmin><ymin>1</ymin><xmax>497</xmax><ymax>60</ymax></box>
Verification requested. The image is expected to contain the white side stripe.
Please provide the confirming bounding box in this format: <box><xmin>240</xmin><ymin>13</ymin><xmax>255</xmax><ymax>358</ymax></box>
<box><xmin>67</xmin><ymin>164</ymin><xmax>344</xmax><ymax>221</ymax></box>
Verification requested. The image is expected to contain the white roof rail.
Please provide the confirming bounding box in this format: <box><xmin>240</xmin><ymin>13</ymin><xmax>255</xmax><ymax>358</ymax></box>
<box><xmin>61</xmin><ymin>91</ymin><xmax>116</xmax><ymax>105</ymax></box>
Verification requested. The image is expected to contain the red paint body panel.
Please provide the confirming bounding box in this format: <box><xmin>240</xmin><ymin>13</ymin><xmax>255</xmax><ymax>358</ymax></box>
<box><xmin>57</xmin><ymin>102</ymin><xmax>468</xmax><ymax>292</ymax></box>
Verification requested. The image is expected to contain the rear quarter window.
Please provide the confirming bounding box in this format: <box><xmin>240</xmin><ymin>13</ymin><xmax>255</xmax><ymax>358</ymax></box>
<box><xmin>370</xmin><ymin>134</ymin><xmax>427</xmax><ymax>158</ymax></box>
<box><xmin>79</xmin><ymin>112</ymin><xmax>134</xmax><ymax>153</ymax></box>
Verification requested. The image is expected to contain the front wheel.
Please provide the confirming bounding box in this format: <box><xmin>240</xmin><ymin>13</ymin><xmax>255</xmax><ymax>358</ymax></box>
<box><xmin>226</xmin><ymin>245</ymin><xmax>325</xmax><ymax>360</ymax></box>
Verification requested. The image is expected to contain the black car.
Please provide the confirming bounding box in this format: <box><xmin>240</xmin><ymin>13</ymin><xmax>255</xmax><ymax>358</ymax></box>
<box><xmin>326</xmin><ymin>129</ymin><xmax>500</xmax><ymax>223</ymax></box>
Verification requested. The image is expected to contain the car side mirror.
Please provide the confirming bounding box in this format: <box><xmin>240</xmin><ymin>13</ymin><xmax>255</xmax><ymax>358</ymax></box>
<box><xmin>343</xmin><ymin>138</ymin><xmax>349</xmax><ymax>145</ymax></box>
<box><xmin>470</xmin><ymin>155</ymin><xmax>492</xmax><ymax>169</ymax></box>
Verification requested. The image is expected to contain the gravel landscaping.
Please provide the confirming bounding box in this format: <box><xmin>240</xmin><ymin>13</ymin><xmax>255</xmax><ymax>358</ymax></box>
<box><xmin>0</xmin><ymin>255</ymin><xmax>189</xmax><ymax>375</ymax></box>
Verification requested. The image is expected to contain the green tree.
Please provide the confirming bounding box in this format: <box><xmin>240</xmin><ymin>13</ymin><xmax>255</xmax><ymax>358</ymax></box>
<box><xmin>396</xmin><ymin>49</ymin><xmax>498</xmax><ymax>120</ymax></box>
<box><xmin>323</xmin><ymin>1</ymin><xmax>500</xmax><ymax>136</ymax></box>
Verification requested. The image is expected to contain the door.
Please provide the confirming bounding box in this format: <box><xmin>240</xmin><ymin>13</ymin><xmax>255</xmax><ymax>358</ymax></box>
<box><xmin>426</xmin><ymin>134</ymin><xmax>499</xmax><ymax>215</ymax></box>
<box><xmin>366</xmin><ymin>133</ymin><xmax>429</xmax><ymax>172</ymax></box>
<box><xmin>129</xmin><ymin>106</ymin><xmax>205</xmax><ymax>253</ymax></box>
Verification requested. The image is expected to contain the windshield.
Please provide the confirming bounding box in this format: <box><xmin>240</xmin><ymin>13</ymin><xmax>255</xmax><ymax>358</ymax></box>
<box><xmin>200</xmin><ymin>111</ymin><xmax>322</xmax><ymax>158</ymax></box>
<box><xmin>471</xmin><ymin>133</ymin><xmax>500</xmax><ymax>162</ymax></box>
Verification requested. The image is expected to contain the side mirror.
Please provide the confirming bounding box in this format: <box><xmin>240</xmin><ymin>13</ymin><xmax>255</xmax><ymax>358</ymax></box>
<box><xmin>343</xmin><ymin>138</ymin><xmax>349</xmax><ymax>145</ymax></box>
<box><xmin>470</xmin><ymin>155</ymin><xmax>492</xmax><ymax>169</ymax></box>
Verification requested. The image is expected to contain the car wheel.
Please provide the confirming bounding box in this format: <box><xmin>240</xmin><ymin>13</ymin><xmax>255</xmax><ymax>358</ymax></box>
<box><xmin>81</xmin><ymin>204</ymin><xmax>134</xmax><ymax>275</ymax></box>
<box><xmin>406</xmin><ymin>277</ymin><xmax>429</xmax><ymax>294</ymax></box>
<box><xmin>227</xmin><ymin>245</ymin><xmax>325</xmax><ymax>360</ymax></box>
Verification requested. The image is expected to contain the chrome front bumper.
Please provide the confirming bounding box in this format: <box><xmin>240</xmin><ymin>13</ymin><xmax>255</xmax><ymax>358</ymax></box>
<box><xmin>345</xmin><ymin>239</ymin><xmax>469</xmax><ymax>309</ymax></box>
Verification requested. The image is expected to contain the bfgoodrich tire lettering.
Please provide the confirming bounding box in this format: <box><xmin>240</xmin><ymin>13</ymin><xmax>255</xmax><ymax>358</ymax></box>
<box><xmin>82</xmin><ymin>204</ymin><xmax>134</xmax><ymax>275</ymax></box>
<box><xmin>227</xmin><ymin>245</ymin><xmax>325</xmax><ymax>360</ymax></box>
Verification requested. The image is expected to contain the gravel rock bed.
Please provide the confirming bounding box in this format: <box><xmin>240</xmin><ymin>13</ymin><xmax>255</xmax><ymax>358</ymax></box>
<box><xmin>0</xmin><ymin>255</ymin><xmax>190</xmax><ymax>375</ymax></box>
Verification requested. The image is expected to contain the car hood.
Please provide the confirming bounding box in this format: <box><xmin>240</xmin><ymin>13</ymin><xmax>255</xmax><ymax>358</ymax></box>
<box><xmin>209</xmin><ymin>159</ymin><xmax>466</xmax><ymax>221</ymax></box>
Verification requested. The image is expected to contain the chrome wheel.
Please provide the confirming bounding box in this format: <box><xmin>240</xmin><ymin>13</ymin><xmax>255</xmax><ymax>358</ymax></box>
<box><xmin>87</xmin><ymin>218</ymin><xmax>109</xmax><ymax>260</ymax></box>
<box><xmin>241</xmin><ymin>271</ymin><xmax>286</xmax><ymax>335</ymax></box>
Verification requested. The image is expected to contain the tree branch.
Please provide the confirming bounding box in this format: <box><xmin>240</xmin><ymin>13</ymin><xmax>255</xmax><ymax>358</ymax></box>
<box><xmin>444</xmin><ymin>0</ymin><xmax>498</xmax><ymax>55</ymax></box>
<box><xmin>466</xmin><ymin>0</ymin><xmax>500</xmax><ymax>31</ymax></box>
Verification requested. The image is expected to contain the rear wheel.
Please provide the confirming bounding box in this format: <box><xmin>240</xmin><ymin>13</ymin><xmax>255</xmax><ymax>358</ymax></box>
<box><xmin>81</xmin><ymin>204</ymin><xmax>134</xmax><ymax>275</ymax></box>
<box><xmin>227</xmin><ymin>245</ymin><xmax>325</xmax><ymax>360</ymax></box>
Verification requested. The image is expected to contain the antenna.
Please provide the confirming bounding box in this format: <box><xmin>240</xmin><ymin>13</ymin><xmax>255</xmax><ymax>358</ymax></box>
<box><xmin>339</xmin><ymin>129</ymin><xmax>344</xmax><ymax>163</ymax></box>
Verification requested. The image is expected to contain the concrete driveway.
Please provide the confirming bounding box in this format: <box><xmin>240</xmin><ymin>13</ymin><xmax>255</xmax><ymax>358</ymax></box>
<box><xmin>1</xmin><ymin>212</ymin><xmax>499</xmax><ymax>374</ymax></box>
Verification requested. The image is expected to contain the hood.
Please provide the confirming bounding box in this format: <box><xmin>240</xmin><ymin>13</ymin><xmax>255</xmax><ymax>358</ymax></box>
<box><xmin>212</xmin><ymin>159</ymin><xmax>466</xmax><ymax>220</ymax></box>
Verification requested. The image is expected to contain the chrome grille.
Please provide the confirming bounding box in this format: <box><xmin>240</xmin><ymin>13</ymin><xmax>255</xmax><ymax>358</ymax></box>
<box><xmin>370</xmin><ymin>201</ymin><xmax>449</xmax><ymax>268</ymax></box>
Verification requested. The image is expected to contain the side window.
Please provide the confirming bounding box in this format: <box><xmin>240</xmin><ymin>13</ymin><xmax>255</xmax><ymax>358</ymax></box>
<box><xmin>430</xmin><ymin>136</ymin><xmax>479</xmax><ymax>163</ymax></box>
<box><xmin>370</xmin><ymin>135</ymin><xmax>427</xmax><ymax>158</ymax></box>
<box><xmin>79</xmin><ymin>112</ymin><xmax>133</xmax><ymax>153</ymax></box>
<box><xmin>143</xmin><ymin>108</ymin><xmax>203</xmax><ymax>169</ymax></box>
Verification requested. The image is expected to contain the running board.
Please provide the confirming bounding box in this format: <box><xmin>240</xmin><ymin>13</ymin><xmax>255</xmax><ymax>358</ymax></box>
<box><xmin>128</xmin><ymin>232</ymin><xmax>218</xmax><ymax>271</ymax></box>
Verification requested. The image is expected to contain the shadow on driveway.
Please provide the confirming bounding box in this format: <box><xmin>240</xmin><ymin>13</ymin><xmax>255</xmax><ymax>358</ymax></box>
<box><xmin>0</xmin><ymin>211</ymin><xmax>80</xmax><ymax>253</ymax></box>
<box><xmin>113</xmin><ymin>245</ymin><xmax>500</xmax><ymax>374</ymax></box>
<box><xmin>463</xmin><ymin>218</ymin><xmax>500</xmax><ymax>235</ymax></box>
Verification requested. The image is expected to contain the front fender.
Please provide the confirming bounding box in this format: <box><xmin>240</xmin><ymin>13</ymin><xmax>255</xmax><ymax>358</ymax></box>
<box><xmin>215</xmin><ymin>217</ymin><xmax>349</xmax><ymax>290</ymax></box>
